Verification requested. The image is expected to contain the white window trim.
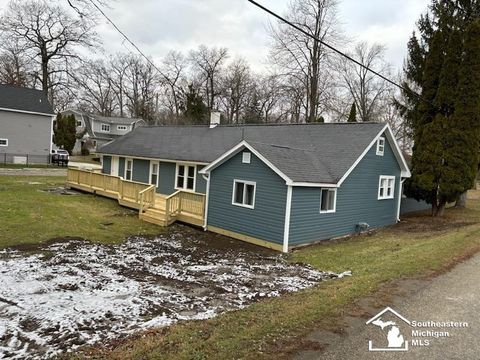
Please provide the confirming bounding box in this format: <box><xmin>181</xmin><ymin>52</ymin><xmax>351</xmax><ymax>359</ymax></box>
<box><xmin>174</xmin><ymin>163</ymin><xmax>197</xmax><ymax>192</ymax></box>
<box><xmin>124</xmin><ymin>158</ymin><xmax>133</xmax><ymax>181</ymax></box>
<box><xmin>378</xmin><ymin>175</ymin><xmax>395</xmax><ymax>200</ymax></box>
<box><xmin>242</xmin><ymin>152</ymin><xmax>251</xmax><ymax>164</ymax></box>
<box><xmin>231</xmin><ymin>179</ymin><xmax>256</xmax><ymax>209</ymax></box>
<box><xmin>320</xmin><ymin>188</ymin><xmax>337</xmax><ymax>213</ymax></box>
<box><xmin>376</xmin><ymin>137</ymin><xmax>385</xmax><ymax>156</ymax></box>
<box><xmin>101</xmin><ymin>123</ymin><xmax>111</xmax><ymax>132</ymax></box>
<box><xmin>149</xmin><ymin>161</ymin><xmax>159</xmax><ymax>187</ymax></box>
<box><xmin>0</xmin><ymin>138</ymin><xmax>8</xmax><ymax>147</ymax></box>
<box><xmin>117</xmin><ymin>125</ymin><xmax>128</xmax><ymax>131</ymax></box>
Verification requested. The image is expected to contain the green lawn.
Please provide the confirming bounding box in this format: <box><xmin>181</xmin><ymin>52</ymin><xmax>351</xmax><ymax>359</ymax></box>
<box><xmin>95</xmin><ymin>191</ymin><xmax>480</xmax><ymax>360</ymax></box>
<box><xmin>0</xmin><ymin>176</ymin><xmax>163</xmax><ymax>248</ymax></box>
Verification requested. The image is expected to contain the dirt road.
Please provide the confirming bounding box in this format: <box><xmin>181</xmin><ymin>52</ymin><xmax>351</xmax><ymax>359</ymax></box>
<box><xmin>295</xmin><ymin>253</ymin><xmax>480</xmax><ymax>360</ymax></box>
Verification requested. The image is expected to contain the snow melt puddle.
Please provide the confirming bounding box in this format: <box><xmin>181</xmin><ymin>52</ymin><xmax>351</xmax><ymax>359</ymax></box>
<box><xmin>0</xmin><ymin>233</ymin><xmax>350</xmax><ymax>359</ymax></box>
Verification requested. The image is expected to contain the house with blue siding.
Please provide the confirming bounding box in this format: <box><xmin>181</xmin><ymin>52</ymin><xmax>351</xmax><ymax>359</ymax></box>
<box><xmin>78</xmin><ymin>121</ymin><xmax>415</xmax><ymax>252</ymax></box>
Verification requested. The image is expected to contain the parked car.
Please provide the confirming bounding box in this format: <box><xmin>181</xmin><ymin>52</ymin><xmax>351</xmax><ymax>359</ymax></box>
<box><xmin>51</xmin><ymin>149</ymin><xmax>70</xmax><ymax>166</ymax></box>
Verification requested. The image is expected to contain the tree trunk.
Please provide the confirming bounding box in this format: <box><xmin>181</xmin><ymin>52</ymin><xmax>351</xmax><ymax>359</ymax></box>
<box><xmin>436</xmin><ymin>201</ymin><xmax>446</xmax><ymax>217</ymax></box>
<box><xmin>455</xmin><ymin>191</ymin><xmax>468</xmax><ymax>208</ymax></box>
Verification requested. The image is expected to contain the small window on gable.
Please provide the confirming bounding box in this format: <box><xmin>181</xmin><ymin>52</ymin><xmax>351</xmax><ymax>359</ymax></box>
<box><xmin>320</xmin><ymin>188</ymin><xmax>336</xmax><ymax>213</ymax></box>
<box><xmin>376</xmin><ymin>137</ymin><xmax>385</xmax><ymax>156</ymax></box>
<box><xmin>0</xmin><ymin>138</ymin><xmax>8</xmax><ymax>147</ymax></box>
<box><xmin>378</xmin><ymin>175</ymin><xmax>395</xmax><ymax>200</ymax></box>
<box><xmin>101</xmin><ymin>124</ymin><xmax>110</xmax><ymax>132</ymax></box>
<box><xmin>242</xmin><ymin>152</ymin><xmax>251</xmax><ymax>164</ymax></box>
<box><xmin>232</xmin><ymin>180</ymin><xmax>256</xmax><ymax>209</ymax></box>
<box><xmin>76</xmin><ymin>120</ymin><xmax>82</xmax><ymax>127</ymax></box>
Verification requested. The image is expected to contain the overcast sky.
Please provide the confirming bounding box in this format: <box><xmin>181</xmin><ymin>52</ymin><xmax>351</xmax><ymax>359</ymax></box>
<box><xmin>0</xmin><ymin>0</ymin><xmax>431</xmax><ymax>72</ymax></box>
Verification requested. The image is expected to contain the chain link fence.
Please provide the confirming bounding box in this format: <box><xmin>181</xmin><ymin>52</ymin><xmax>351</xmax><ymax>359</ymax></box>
<box><xmin>0</xmin><ymin>153</ymin><xmax>53</xmax><ymax>166</ymax></box>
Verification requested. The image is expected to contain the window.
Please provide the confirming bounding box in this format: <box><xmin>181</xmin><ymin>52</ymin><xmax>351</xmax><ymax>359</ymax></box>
<box><xmin>320</xmin><ymin>188</ymin><xmax>336</xmax><ymax>213</ymax></box>
<box><xmin>376</xmin><ymin>137</ymin><xmax>385</xmax><ymax>156</ymax></box>
<box><xmin>176</xmin><ymin>164</ymin><xmax>196</xmax><ymax>191</ymax></box>
<box><xmin>117</xmin><ymin>125</ymin><xmax>128</xmax><ymax>131</ymax></box>
<box><xmin>150</xmin><ymin>162</ymin><xmax>159</xmax><ymax>186</ymax></box>
<box><xmin>76</xmin><ymin>120</ymin><xmax>82</xmax><ymax>127</ymax></box>
<box><xmin>125</xmin><ymin>159</ymin><xmax>133</xmax><ymax>181</ymax></box>
<box><xmin>101</xmin><ymin>124</ymin><xmax>110</xmax><ymax>132</ymax></box>
<box><xmin>378</xmin><ymin>175</ymin><xmax>395</xmax><ymax>200</ymax></box>
<box><xmin>242</xmin><ymin>152</ymin><xmax>251</xmax><ymax>164</ymax></box>
<box><xmin>232</xmin><ymin>180</ymin><xmax>256</xmax><ymax>209</ymax></box>
<box><xmin>0</xmin><ymin>138</ymin><xmax>8</xmax><ymax>147</ymax></box>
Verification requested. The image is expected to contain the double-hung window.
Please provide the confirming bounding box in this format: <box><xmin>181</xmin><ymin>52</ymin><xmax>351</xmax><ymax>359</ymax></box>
<box><xmin>232</xmin><ymin>180</ymin><xmax>256</xmax><ymax>209</ymax></box>
<box><xmin>176</xmin><ymin>164</ymin><xmax>195</xmax><ymax>191</ymax></box>
<box><xmin>378</xmin><ymin>175</ymin><xmax>395</xmax><ymax>200</ymax></box>
<box><xmin>320</xmin><ymin>188</ymin><xmax>336</xmax><ymax>213</ymax></box>
<box><xmin>101</xmin><ymin>124</ymin><xmax>110</xmax><ymax>132</ymax></box>
<box><xmin>376</xmin><ymin>137</ymin><xmax>385</xmax><ymax>156</ymax></box>
<box><xmin>150</xmin><ymin>162</ymin><xmax>159</xmax><ymax>186</ymax></box>
<box><xmin>125</xmin><ymin>159</ymin><xmax>133</xmax><ymax>181</ymax></box>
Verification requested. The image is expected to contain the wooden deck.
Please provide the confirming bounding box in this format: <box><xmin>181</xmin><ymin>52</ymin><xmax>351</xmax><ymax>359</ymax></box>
<box><xmin>66</xmin><ymin>168</ymin><xmax>205</xmax><ymax>227</ymax></box>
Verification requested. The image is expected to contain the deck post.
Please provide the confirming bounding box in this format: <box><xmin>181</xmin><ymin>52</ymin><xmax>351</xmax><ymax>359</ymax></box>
<box><xmin>165</xmin><ymin>197</ymin><xmax>170</xmax><ymax>222</ymax></box>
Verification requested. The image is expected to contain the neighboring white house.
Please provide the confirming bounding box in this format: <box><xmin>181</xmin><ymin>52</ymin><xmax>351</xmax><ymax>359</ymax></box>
<box><xmin>0</xmin><ymin>84</ymin><xmax>55</xmax><ymax>164</ymax></box>
<box><xmin>61</xmin><ymin>110</ymin><xmax>146</xmax><ymax>154</ymax></box>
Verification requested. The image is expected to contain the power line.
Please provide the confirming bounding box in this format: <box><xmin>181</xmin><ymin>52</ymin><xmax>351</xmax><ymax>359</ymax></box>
<box><xmin>247</xmin><ymin>0</ymin><xmax>428</xmax><ymax>104</ymax></box>
<box><xmin>88</xmin><ymin>0</ymin><xmax>181</xmax><ymax>92</ymax></box>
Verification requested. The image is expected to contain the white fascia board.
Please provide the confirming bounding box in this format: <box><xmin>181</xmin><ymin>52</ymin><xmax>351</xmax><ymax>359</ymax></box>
<box><xmin>337</xmin><ymin>124</ymin><xmax>411</xmax><ymax>187</ymax></box>
<box><xmin>0</xmin><ymin>107</ymin><xmax>55</xmax><ymax>117</ymax></box>
<box><xmin>199</xmin><ymin>140</ymin><xmax>293</xmax><ymax>184</ymax></box>
<box><xmin>288</xmin><ymin>182</ymin><xmax>338</xmax><ymax>188</ymax></box>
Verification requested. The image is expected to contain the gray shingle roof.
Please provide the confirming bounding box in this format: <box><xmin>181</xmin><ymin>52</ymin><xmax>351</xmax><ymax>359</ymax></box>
<box><xmin>99</xmin><ymin>123</ymin><xmax>387</xmax><ymax>184</ymax></box>
<box><xmin>0</xmin><ymin>84</ymin><xmax>54</xmax><ymax>114</ymax></box>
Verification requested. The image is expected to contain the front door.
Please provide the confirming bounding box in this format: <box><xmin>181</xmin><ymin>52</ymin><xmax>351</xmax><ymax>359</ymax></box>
<box><xmin>111</xmin><ymin>157</ymin><xmax>119</xmax><ymax>177</ymax></box>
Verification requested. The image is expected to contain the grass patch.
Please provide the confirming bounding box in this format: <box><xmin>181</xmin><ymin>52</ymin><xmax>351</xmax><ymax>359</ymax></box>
<box><xmin>0</xmin><ymin>163</ymin><xmax>59</xmax><ymax>169</ymax></box>
<box><xmin>94</xmin><ymin>191</ymin><xmax>480</xmax><ymax>360</ymax></box>
<box><xmin>0</xmin><ymin>176</ymin><xmax>163</xmax><ymax>248</ymax></box>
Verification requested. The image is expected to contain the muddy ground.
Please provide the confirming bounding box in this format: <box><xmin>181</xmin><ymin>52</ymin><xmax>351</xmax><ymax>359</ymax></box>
<box><xmin>0</xmin><ymin>226</ymin><xmax>349</xmax><ymax>359</ymax></box>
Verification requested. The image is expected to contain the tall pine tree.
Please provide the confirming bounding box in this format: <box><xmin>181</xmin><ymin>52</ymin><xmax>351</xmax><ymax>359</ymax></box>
<box><xmin>347</xmin><ymin>102</ymin><xmax>356</xmax><ymax>122</ymax></box>
<box><xmin>53</xmin><ymin>113</ymin><xmax>76</xmax><ymax>154</ymax></box>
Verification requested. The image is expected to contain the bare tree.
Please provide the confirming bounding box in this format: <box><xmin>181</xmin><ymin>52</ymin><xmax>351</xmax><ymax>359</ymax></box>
<box><xmin>0</xmin><ymin>39</ymin><xmax>30</xmax><ymax>86</ymax></box>
<box><xmin>269</xmin><ymin>0</ymin><xmax>342</xmax><ymax>123</ymax></box>
<box><xmin>110</xmin><ymin>54</ymin><xmax>131</xmax><ymax>117</ymax></box>
<box><xmin>189</xmin><ymin>45</ymin><xmax>229</xmax><ymax>111</ymax></box>
<box><xmin>219</xmin><ymin>58</ymin><xmax>252</xmax><ymax>124</ymax></box>
<box><xmin>0</xmin><ymin>0</ymin><xmax>98</xmax><ymax>105</ymax></box>
<box><xmin>162</xmin><ymin>50</ymin><xmax>187</xmax><ymax>120</ymax></box>
<box><xmin>337</xmin><ymin>42</ymin><xmax>392</xmax><ymax>122</ymax></box>
<box><xmin>124</xmin><ymin>55</ymin><xmax>160</xmax><ymax>123</ymax></box>
<box><xmin>73</xmin><ymin>59</ymin><xmax>116</xmax><ymax>116</ymax></box>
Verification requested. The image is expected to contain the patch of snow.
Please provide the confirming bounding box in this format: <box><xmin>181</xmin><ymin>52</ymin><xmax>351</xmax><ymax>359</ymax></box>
<box><xmin>0</xmin><ymin>233</ymin><xmax>350</xmax><ymax>359</ymax></box>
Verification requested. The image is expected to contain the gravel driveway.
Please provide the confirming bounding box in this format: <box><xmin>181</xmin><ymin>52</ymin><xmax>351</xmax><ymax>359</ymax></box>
<box><xmin>0</xmin><ymin>227</ymin><xmax>350</xmax><ymax>359</ymax></box>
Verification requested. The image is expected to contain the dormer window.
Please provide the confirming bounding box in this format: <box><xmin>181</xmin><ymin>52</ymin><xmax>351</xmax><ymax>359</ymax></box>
<box><xmin>376</xmin><ymin>137</ymin><xmax>385</xmax><ymax>156</ymax></box>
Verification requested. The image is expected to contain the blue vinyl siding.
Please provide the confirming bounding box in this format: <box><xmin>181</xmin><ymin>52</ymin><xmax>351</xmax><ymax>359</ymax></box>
<box><xmin>400</xmin><ymin>197</ymin><xmax>430</xmax><ymax>215</ymax></box>
<box><xmin>119</xmin><ymin>157</ymin><xmax>125</xmax><ymax>178</ymax></box>
<box><xmin>102</xmin><ymin>155</ymin><xmax>111</xmax><ymax>174</ymax></box>
<box><xmin>132</xmin><ymin>159</ymin><xmax>149</xmax><ymax>183</ymax></box>
<box><xmin>207</xmin><ymin>150</ymin><xmax>287</xmax><ymax>244</ymax></box>
<box><xmin>289</xmin><ymin>134</ymin><xmax>402</xmax><ymax>245</ymax></box>
<box><xmin>196</xmin><ymin>166</ymin><xmax>207</xmax><ymax>194</ymax></box>
<box><xmin>158</xmin><ymin>161</ymin><xmax>176</xmax><ymax>195</ymax></box>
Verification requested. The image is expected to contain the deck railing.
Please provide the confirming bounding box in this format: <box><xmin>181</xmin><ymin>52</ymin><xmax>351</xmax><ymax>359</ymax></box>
<box><xmin>67</xmin><ymin>168</ymin><xmax>206</xmax><ymax>226</ymax></box>
<box><xmin>139</xmin><ymin>185</ymin><xmax>156</xmax><ymax>213</ymax></box>
<box><xmin>165</xmin><ymin>190</ymin><xmax>205</xmax><ymax>224</ymax></box>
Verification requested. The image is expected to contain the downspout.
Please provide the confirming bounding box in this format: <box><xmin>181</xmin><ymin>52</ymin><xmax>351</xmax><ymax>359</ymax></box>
<box><xmin>283</xmin><ymin>185</ymin><xmax>293</xmax><ymax>253</ymax></box>
<box><xmin>202</xmin><ymin>173</ymin><xmax>210</xmax><ymax>230</ymax></box>
<box><xmin>397</xmin><ymin>178</ymin><xmax>406</xmax><ymax>222</ymax></box>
